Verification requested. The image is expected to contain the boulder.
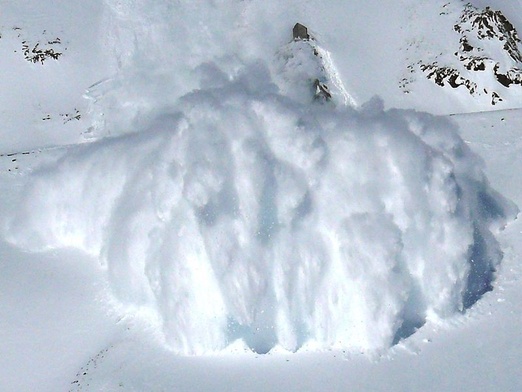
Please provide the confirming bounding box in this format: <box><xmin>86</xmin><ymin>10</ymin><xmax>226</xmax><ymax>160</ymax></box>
<box><xmin>293</xmin><ymin>23</ymin><xmax>310</xmax><ymax>40</ymax></box>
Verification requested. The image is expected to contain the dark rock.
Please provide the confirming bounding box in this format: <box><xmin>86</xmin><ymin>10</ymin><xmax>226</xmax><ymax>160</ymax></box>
<box><xmin>313</xmin><ymin>79</ymin><xmax>332</xmax><ymax>101</ymax></box>
<box><xmin>493</xmin><ymin>64</ymin><xmax>522</xmax><ymax>87</ymax></box>
<box><xmin>420</xmin><ymin>63</ymin><xmax>477</xmax><ymax>94</ymax></box>
<box><xmin>422</xmin><ymin>4</ymin><xmax>522</xmax><ymax>105</ymax></box>
<box><xmin>460</xmin><ymin>5</ymin><xmax>522</xmax><ymax>62</ymax></box>
<box><xmin>460</xmin><ymin>37</ymin><xmax>474</xmax><ymax>52</ymax></box>
<box><xmin>495</xmin><ymin>69</ymin><xmax>512</xmax><ymax>87</ymax></box>
<box><xmin>293</xmin><ymin>23</ymin><xmax>310</xmax><ymax>41</ymax></box>
<box><xmin>491</xmin><ymin>91</ymin><xmax>503</xmax><ymax>105</ymax></box>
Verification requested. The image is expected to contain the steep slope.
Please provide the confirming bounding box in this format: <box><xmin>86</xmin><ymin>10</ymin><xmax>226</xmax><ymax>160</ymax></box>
<box><xmin>2</xmin><ymin>1</ymin><xmax>522</xmax><ymax>156</ymax></box>
<box><xmin>412</xmin><ymin>3</ymin><xmax>522</xmax><ymax>107</ymax></box>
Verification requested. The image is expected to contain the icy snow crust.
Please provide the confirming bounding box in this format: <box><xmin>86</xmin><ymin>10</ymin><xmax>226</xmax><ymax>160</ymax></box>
<box><xmin>2</xmin><ymin>0</ymin><xmax>517</xmax><ymax>356</ymax></box>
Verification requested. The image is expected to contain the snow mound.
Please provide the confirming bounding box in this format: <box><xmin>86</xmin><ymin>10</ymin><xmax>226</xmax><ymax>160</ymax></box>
<box><xmin>3</xmin><ymin>63</ymin><xmax>517</xmax><ymax>355</ymax></box>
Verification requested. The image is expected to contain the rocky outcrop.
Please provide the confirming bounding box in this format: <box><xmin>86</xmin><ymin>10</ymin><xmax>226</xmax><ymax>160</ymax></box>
<box><xmin>419</xmin><ymin>4</ymin><xmax>522</xmax><ymax>105</ymax></box>
<box><xmin>420</xmin><ymin>62</ymin><xmax>477</xmax><ymax>94</ymax></box>
<box><xmin>293</xmin><ymin>23</ymin><xmax>311</xmax><ymax>41</ymax></box>
<box><xmin>455</xmin><ymin>6</ymin><xmax>521</xmax><ymax>62</ymax></box>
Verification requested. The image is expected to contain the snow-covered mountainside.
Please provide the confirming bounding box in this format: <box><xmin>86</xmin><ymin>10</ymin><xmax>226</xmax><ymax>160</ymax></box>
<box><xmin>1</xmin><ymin>0</ymin><xmax>522</xmax><ymax>390</ymax></box>
<box><xmin>2</xmin><ymin>0</ymin><xmax>522</xmax><ymax>154</ymax></box>
<box><xmin>413</xmin><ymin>3</ymin><xmax>522</xmax><ymax>106</ymax></box>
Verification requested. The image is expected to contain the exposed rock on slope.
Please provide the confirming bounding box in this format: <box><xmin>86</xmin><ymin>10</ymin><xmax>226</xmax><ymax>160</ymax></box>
<box><xmin>419</xmin><ymin>4</ymin><xmax>522</xmax><ymax>106</ymax></box>
<box><xmin>275</xmin><ymin>24</ymin><xmax>355</xmax><ymax>106</ymax></box>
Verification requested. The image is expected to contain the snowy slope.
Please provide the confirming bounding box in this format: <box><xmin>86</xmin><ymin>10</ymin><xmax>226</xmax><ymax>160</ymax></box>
<box><xmin>2</xmin><ymin>0</ymin><xmax>522</xmax><ymax>153</ymax></box>
<box><xmin>1</xmin><ymin>0</ymin><xmax>522</xmax><ymax>391</ymax></box>
<box><xmin>0</xmin><ymin>1</ymin><xmax>109</xmax><ymax>152</ymax></box>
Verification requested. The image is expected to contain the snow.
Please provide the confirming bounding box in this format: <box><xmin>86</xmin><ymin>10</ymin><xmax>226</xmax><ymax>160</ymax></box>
<box><xmin>0</xmin><ymin>0</ymin><xmax>109</xmax><ymax>151</ymax></box>
<box><xmin>8</xmin><ymin>106</ymin><xmax>513</xmax><ymax>392</ymax></box>
<box><xmin>4</xmin><ymin>79</ymin><xmax>516</xmax><ymax>355</ymax></box>
<box><xmin>1</xmin><ymin>0</ymin><xmax>522</xmax><ymax>390</ymax></box>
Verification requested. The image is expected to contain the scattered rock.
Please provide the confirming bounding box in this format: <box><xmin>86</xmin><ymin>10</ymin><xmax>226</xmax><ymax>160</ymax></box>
<box><xmin>23</xmin><ymin>41</ymin><xmax>62</xmax><ymax>64</ymax></box>
<box><xmin>457</xmin><ymin>5</ymin><xmax>522</xmax><ymax>62</ymax></box>
<box><xmin>13</xmin><ymin>28</ymin><xmax>66</xmax><ymax>64</ymax></box>
<box><xmin>420</xmin><ymin>63</ymin><xmax>476</xmax><ymax>93</ymax></box>
<box><xmin>61</xmin><ymin>109</ymin><xmax>82</xmax><ymax>124</ymax></box>
<box><xmin>418</xmin><ymin>4</ymin><xmax>522</xmax><ymax>105</ymax></box>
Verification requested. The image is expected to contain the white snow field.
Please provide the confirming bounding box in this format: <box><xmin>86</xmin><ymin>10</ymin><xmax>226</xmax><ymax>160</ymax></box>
<box><xmin>1</xmin><ymin>0</ymin><xmax>522</xmax><ymax>391</ymax></box>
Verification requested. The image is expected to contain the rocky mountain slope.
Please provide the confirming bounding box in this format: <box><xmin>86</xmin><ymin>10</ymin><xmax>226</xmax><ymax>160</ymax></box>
<box><xmin>411</xmin><ymin>4</ymin><xmax>522</xmax><ymax>106</ymax></box>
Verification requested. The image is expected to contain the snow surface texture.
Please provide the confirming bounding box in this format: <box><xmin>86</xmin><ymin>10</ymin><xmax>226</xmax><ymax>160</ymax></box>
<box><xmin>4</xmin><ymin>59</ymin><xmax>516</xmax><ymax>354</ymax></box>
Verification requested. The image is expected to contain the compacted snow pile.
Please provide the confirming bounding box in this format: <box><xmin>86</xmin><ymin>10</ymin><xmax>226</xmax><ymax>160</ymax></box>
<box><xmin>3</xmin><ymin>63</ymin><xmax>516</xmax><ymax>355</ymax></box>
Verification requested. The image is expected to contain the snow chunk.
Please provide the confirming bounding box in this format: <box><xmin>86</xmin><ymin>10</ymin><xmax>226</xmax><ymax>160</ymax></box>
<box><xmin>3</xmin><ymin>67</ymin><xmax>516</xmax><ymax>355</ymax></box>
